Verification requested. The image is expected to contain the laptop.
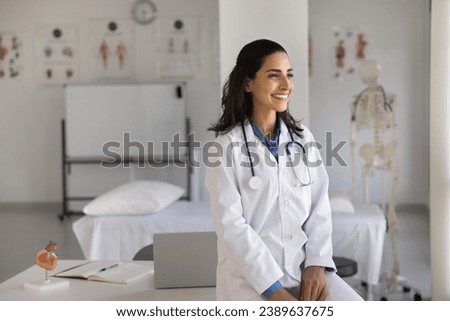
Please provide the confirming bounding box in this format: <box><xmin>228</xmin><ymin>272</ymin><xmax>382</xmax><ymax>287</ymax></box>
<box><xmin>153</xmin><ymin>231</ymin><xmax>218</xmax><ymax>289</ymax></box>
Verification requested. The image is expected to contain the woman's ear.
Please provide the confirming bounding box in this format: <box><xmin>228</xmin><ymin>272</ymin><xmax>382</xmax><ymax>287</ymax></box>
<box><xmin>245</xmin><ymin>79</ymin><xmax>252</xmax><ymax>93</ymax></box>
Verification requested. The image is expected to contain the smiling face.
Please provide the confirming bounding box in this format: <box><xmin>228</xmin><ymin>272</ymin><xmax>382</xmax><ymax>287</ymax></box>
<box><xmin>246</xmin><ymin>52</ymin><xmax>294</xmax><ymax>118</ymax></box>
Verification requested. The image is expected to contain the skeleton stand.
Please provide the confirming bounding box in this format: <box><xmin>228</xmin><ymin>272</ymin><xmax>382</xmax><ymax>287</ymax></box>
<box><xmin>350</xmin><ymin>61</ymin><xmax>421</xmax><ymax>300</ymax></box>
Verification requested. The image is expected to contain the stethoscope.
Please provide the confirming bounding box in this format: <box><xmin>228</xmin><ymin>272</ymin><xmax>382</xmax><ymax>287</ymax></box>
<box><xmin>241</xmin><ymin>122</ymin><xmax>313</xmax><ymax>191</ymax></box>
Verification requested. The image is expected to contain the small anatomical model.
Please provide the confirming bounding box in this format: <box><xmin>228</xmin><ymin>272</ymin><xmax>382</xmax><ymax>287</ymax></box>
<box><xmin>36</xmin><ymin>241</ymin><xmax>58</xmax><ymax>281</ymax></box>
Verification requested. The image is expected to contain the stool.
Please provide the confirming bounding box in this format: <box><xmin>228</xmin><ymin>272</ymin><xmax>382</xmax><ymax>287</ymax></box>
<box><xmin>333</xmin><ymin>257</ymin><xmax>365</xmax><ymax>299</ymax></box>
<box><xmin>333</xmin><ymin>256</ymin><xmax>358</xmax><ymax>278</ymax></box>
<box><xmin>133</xmin><ymin>244</ymin><xmax>154</xmax><ymax>260</ymax></box>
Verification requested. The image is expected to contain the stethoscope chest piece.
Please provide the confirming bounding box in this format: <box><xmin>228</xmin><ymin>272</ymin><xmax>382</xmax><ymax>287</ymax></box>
<box><xmin>248</xmin><ymin>176</ymin><xmax>262</xmax><ymax>191</ymax></box>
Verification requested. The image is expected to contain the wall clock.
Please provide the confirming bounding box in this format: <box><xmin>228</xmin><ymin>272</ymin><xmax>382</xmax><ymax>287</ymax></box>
<box><xmin>132</xmin><ymin>0</ymin><xmax>157</xmax><ymax>25</ymax></box>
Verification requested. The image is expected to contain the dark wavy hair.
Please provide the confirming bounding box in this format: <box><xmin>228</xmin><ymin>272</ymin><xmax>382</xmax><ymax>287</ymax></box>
<box><xmin>208</xmin><ymin>39</ymin><xmax>303</xmax><ymax>137</ymax></box>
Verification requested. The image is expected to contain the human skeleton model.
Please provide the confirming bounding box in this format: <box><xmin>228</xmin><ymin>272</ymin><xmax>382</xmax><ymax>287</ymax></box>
<box><xmin>350</xmin><ymin>60</ymin><xmax>400</xmax><ymax>290</ymax></box>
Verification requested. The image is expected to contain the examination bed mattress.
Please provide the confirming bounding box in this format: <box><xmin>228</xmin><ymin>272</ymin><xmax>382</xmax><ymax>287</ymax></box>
<box><xmin>72</xmin><ymin>200</ymin><xmax>214</xmax><ymax>262</ymax></box>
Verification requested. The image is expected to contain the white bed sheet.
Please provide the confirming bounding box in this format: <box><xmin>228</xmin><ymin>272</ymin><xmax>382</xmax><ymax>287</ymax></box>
<box><xmin>73</xmin><ymin>201</ymin><xmax>385</xmax><ymax>285</ymax></box>
<box><xmin>72</xmin><ymin>200</ymin><xmax>214</xmax><ymax>262</ymax></box>
<box><xmin>331</xmin><ymin>202</ymin><xmax>386</xmax><ymax>285</ymax></box>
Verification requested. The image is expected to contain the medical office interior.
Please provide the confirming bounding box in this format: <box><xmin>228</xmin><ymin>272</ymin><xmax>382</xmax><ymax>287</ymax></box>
<box><xmin>0</xmin><ymin>0</ymin><xmax>448</xmax><ymax>301</ymax></box>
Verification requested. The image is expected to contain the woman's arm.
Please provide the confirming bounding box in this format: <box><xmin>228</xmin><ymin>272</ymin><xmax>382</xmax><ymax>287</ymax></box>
<box><xmin>268</xmin><ymin>288</ymin><xmax>297</xmax><ymax>301</ymax></box>
<box><xmin>301</xmin><ymin>128</ymin><xmax>336</xmax><ymax>271</ymax></box>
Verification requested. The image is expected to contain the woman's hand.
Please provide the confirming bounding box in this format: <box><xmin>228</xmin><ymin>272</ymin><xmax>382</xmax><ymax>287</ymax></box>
<box><xmin>299</xmin><ymin>266</ymin><xmax>327</xmax><ymax>301</ymax></box>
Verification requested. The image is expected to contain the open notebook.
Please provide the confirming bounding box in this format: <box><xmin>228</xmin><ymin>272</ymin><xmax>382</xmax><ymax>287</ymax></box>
<box><xmin>53</xmin><ymin>261</ymin><xmax>151</xmax><ymax>284</ymax></box>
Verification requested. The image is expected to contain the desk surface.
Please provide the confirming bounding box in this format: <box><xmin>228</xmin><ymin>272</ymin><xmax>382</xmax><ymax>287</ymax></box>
<box><xmin>0</xmin><ymin>260</ymin><xmax>216</xmax><ymax>301</ymax></box>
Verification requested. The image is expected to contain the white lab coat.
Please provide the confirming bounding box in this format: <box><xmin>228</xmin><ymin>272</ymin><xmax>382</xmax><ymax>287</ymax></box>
<box><xmin>205</xmin><ymin>120</ymin><xmax>337</xmax><ymax>301</ymax></box>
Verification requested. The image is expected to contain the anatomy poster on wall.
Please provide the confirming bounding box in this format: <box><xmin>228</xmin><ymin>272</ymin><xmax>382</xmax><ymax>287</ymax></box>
<box><xmin>0</xmin><ymin>31</ymin><xmax>23</xmax><ymax>79</ymax></box>
<box><xmin>89</xmin><ymin>19</ymin><xmax>135</xmax><ymax>82</ymax></box>
<box><xmin>35</xmin><ymin>25</ymin><xmax>79</xmax><ymax>85</ymax></box>
<box><xmin>156</xmin><ymin>16</ymin><xmax>201</xmax><ymax>79</ymax></box>
<box><xmin>332</xmin><ymin>26</ymin><xmax>369</xmax><ymax>81</ymax></box>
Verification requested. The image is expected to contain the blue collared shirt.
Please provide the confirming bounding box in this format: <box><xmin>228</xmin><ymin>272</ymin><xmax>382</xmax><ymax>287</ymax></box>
<box><xmin>250</xmin><ymin>117</ymin><xmax>281</xmax><ymax>162</ymax></box>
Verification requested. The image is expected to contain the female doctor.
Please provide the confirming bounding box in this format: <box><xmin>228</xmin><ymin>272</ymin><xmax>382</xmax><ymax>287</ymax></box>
<box><xmin>205</xmin><ymin>39</ymin><xmax>362</xmax><ymax>301</ymax></box>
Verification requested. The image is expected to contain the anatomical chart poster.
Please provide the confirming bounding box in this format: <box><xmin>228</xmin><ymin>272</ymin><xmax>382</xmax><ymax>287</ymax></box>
<box><xmin>332</xmin><ymin>26</ymin><xmax>369</xmax><ymax>81</ymax></box>
<box><xmin>89</xmin><ymin>19</ymin><xmax>135</xmax><ymax>82</ymax></box>
<box><xmin>156</xmin><ymin>16</ymin><xmax>201</xmax><ymax>79</ymax></box>
<box><xmin>35</xmin><ymin>25</ymin><xmax>79</xmax><ymax>85</ymax></box>
<box><xmin>0</xmin><ymin>31</ymin><xmax>23</xmax><ymax>79</ymax></box>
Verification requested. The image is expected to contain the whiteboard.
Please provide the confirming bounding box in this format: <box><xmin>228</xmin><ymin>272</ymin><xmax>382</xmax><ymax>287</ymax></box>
<box><xmin>65</xmin><ymin>83</ymin><xmax>186</xmax><ymax>158</ymax></box>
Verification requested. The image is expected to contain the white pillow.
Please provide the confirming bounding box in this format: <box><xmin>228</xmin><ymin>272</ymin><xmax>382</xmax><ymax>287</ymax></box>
<box><xmin>83</xmin><ymin>180</ymin><xmax>185</xmax><ymax>216</ymax></box>
<box><xmin>328</xmin><ymin>189</ymin><xmax>355</xmax><ymax>213</ymax></box>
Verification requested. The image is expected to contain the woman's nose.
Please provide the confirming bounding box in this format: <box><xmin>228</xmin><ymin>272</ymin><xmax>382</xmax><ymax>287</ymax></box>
<box><xmin>279</xmin><ymin>75</ymin><xmax>292</xmax><ymax>90</ymax></box>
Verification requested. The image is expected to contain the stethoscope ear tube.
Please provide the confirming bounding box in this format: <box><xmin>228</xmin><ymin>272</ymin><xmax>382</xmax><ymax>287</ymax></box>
<box><xmin>241</xmin><ymin>122</ymin><xmax>255</xmax><ymax>177</ymax></box>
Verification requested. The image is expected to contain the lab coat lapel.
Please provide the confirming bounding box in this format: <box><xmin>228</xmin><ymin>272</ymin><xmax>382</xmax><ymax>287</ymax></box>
<box><xmin>278</xmin><ymin>120</ymin><xmax>291</xmax><ymax>171</ymax></box>
<box><xmin>279</xmin><ymin>121</ymin><xmax>310</xmax><ymax>186</ymax></box>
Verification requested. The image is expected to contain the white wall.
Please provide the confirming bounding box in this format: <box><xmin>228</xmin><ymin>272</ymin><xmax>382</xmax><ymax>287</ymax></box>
<box><xmin>0</xmin><ymin>0</ymin><xmax>220</xmax><ymax>203</ymax></box>
<box><xmin>0</xmin><ymin>0</ymin><xmax>429</xmax><ymax>206</ymax></box>
<box><xmin>309</xmin><ymin>0</ymin><xmax>430</xmax><ymax>206</ymax></box>
<box><xmin>218</xmin><ymin>0</ymin><xmax>309</xmax><ymax>124</ymax></box>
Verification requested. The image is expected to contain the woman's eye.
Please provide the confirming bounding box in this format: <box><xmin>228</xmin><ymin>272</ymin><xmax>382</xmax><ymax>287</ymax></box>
<box><xmin>288</xmin><ymin>73</ymin><xmax>294</xmax><ymax>78</ymax></box>
<box><xmin>269</xmin><ymin>73</ymin><xmax>279</xmax><ymax>78</ymax></box>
